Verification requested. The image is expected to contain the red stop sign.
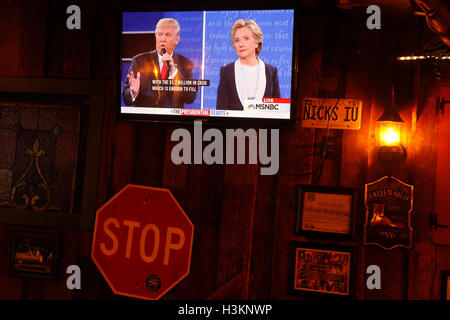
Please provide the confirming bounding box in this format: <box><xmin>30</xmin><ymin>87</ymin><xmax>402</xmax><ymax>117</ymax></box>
<box><xmin>91</xmin><ymin>184</ymin><xmax>194</xmax><ymax>300</ymax></box>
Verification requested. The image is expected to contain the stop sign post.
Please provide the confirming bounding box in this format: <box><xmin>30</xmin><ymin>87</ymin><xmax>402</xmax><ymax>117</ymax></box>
<box><xmin>91</xmin><ymin>184</ymin><xmax>194</xmax><ymax>300</ymax></box>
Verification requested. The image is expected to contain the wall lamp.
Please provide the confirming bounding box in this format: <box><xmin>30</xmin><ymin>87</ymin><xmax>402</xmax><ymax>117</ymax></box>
<box><xmin>376</xmin><ymin>90</ymin><xmax>406</xmax><ymax>162</ymax></box>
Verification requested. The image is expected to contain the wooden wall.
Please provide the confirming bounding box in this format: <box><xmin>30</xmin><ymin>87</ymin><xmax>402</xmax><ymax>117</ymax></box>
<box><xmin>0</xmin><ymin>0</ymin><xmax>449</xmax><ymax>300</ymax></box>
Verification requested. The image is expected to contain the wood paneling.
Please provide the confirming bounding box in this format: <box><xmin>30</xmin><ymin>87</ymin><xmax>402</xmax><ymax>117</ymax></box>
<box><xmin>433</xmin><ymin>86</ymin><xmax>450</xmax><ymax>246</ymax></box>
<box><xmin>18</xmin><ymin>0</ymin><xmax>48</xmax><ymax>77</ymax></box>
<box><xmin>216</xmin><ymin>164</ymin><xmax>259</xmax><ymax>299</ymax></box>
<box><xmin>248</xmin><ymin>173</ymin><xmax>277</xmax><ymax>299</ymax></box>
<box><xmin>0</xmin><ymin>0</ymin><xmax>449</xmax><ymax>301</ymax></box>
<box><xmin>270</xmin><ymin>14</ymin><xmax>323</xmax><ymax>299</ymax></box>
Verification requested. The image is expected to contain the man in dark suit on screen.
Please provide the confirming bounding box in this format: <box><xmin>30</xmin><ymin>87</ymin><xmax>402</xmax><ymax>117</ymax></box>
<box><xmin>122</xmin><ymin>18</ymin><xmax>196</xmax><ymax>108</ymax></box>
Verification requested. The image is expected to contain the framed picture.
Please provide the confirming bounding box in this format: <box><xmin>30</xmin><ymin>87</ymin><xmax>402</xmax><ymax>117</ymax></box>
<box><xmin>442</xmin><ymin>271</ymin><xmax>450</xmax><ymax>300</ymax></box>
<box><xmin>296</xmin><ymin>185</ymin><xmax>357</xmax><ymax>239</ymax></box>
<box><xmin>290</xmin><ymin>243</ymin><xmax>353</xmax><ymax>297</ymax></box>
<box><xmin>9</xmin><ymin>230</ymin><xmax>60</xmax><ymax>279</ymax></box>
<box><xmin>0</xmin><ymin>77</ymin><xmax>104</xmax><ymax>231</ymax></box>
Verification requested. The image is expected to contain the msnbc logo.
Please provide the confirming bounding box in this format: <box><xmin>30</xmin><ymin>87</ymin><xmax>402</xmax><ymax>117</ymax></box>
<box><xmin>247</xmin><ymin>104</ymin><xmax>255</xmax><ymax>110</ymax></box>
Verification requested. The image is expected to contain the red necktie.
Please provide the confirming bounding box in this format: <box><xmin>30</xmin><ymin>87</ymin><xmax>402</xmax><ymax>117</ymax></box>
<box><xmin>161</xmin><ymin>63</ymin><xmax>168</xmax><ymax>79</ymax></box>
<box><xmin>161</xmin><ymin>63</ymin><xmax>168</xmax><ymax>97</ymax></box>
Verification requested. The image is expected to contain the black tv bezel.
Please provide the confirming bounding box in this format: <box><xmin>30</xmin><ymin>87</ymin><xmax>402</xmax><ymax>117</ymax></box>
<box><xmin>116</xmin><ymin>4</ymin><xmax>301</xmax><ymax>128</ymax></box>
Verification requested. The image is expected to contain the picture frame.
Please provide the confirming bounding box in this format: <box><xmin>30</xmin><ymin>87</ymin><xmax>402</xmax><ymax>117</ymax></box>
<box><xmin>290</xmin><ymin>242</ymin><xmax>354</xmax><ymax>298</ymax></box>
<box><xmin>296</xmin><ymin>185</ymin><xmax>358</xmax><ymax>239</ymax></box>
<box><xmin>442</xmin><ymin>270</ymin><xmax>450</xmax><ymax>300</ymax></box>
<box><xmin>9</xmin><ymin>230</ymin><xmax>60</xmax><ymax>280</ymax></box>
<box><xmin>0</xmin><ymin>77</ymin><xmax>105</xmax><ymax>231</ymax></box>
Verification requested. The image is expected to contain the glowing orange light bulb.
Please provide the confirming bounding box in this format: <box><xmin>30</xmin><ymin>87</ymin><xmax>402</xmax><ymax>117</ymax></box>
<box><xmin>380</xmin><ymin>126</ymin><xmax>400</xmax><ymax>146</ymax></box>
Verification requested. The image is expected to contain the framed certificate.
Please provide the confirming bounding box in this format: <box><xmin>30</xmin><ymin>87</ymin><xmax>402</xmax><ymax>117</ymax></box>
<box><xmin>296</xmin><ymin>185</ymin><xmax>357</xmax><ymax>239</ymax></box>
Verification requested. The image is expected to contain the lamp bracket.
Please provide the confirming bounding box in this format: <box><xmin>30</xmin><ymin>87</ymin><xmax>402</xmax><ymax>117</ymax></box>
<box><xmin>430</xmin><ymin>212</ymin><xmax>450</xmax><ymax>230</ymax></box>
<box><xmin>436</xmin><ymin>97</ymin><xmax>450</xmax><ymax>115</ymax></box>
<box><xmin>378</xmin><ymin>145</ymin><xmax>406</xmax><ymax>162</ymax></box>
<box><xmin>320</xmin><ymin>136</ymin><xmax>339</xmax><ymax>160</ymax></box>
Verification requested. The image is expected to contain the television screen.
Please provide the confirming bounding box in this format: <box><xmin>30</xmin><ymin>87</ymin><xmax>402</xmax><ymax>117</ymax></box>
<box><xmin>119</xmin><ymin>9</ymin><xmax>297</xmax><ymax>123</ymax></box>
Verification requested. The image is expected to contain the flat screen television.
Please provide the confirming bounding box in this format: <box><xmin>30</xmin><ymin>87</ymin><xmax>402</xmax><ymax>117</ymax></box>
<box><xmin>118</xmin><ymin>8</ymin><xmax>298</xmax><ymax>125</ymax></box>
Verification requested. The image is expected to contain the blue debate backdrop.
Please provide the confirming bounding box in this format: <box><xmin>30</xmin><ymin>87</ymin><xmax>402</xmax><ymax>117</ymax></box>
<box><xmin>121</xmin><ymin>10</ymin><xmax>294</xmax><ymax>110</ymax></box>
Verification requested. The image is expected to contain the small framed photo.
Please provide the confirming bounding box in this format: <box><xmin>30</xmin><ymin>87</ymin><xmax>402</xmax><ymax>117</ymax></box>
<box><xmin>296</xmin><ymin>185</ymin><xmax>358</xmax><ymax>239</ymax></box>
<box><xmin>9</xmin><ymin>230</ymin><xmax>59</xmax><ymax>279</ymax></box>
<box><xmin>442</xmin><ymin>271</ymin><xmax>450</xmax><ymax>300</ymax></box>
<box><xmin>290</xmin><ymin>243</ymin><xmax>353</xmax><ymax>297</ymax></box>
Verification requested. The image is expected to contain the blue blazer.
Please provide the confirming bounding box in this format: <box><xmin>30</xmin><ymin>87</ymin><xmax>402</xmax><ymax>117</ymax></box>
<box><xmin>216</xmin><ymin>61</ymin><xmax>281</xmax><ymax>110</ymax></box>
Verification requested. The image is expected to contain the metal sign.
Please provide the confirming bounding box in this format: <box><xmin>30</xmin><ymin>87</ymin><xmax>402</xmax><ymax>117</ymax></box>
<box><xmin>363</xmin><ymin>176</ymin><xmax>413</xmax><ymax>250</ymax></box>
<box><xmin>91</xmin><ymin>184</ymin><xmax>194</xmax><ymax>300</ymax></box>
<box><xmin>301</xmin><ymin>98</ymin><xmax>362</xmax><ymax>130</ymax></box>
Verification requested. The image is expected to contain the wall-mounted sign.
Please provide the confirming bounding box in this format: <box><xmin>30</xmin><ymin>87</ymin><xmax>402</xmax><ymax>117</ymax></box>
<box><xmin>363</xmin><ymin>176</ymin><xmax>413</xmax><ymax>250</ymax></box>
<box><xmin>91</xmin><ymin>184</ymin><xmax>194</xmax><ymax>300</ymax></box>
<box><xmin>301</xmin><ymin>98</ymin><xmax>362</xmax><ymax>130</ymax></box>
